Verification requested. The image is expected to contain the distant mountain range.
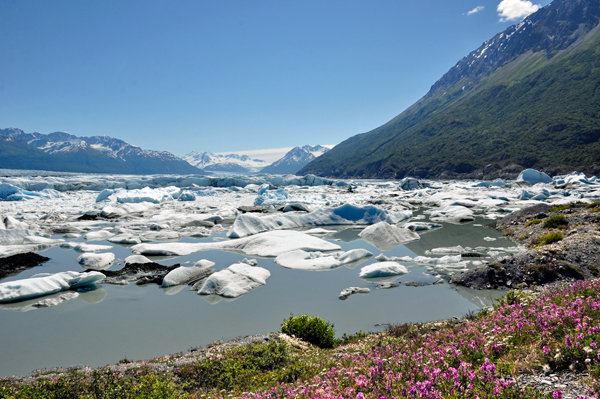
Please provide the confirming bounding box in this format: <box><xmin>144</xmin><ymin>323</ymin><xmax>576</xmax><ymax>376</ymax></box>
<box><xmin>183</xmin><ymin>151</ymin><xmax>269</xmax><ymax>173</ymax></box>
<box><xmin>260</xmin><ymin>145</ymin><xmax>330</xmax><ymax>175</ymax></box>
<box><xmin>0</xmin><ymin>128</ymin><xmax>203</xmax><ymax>175</ymax></box>
<box><xmin>300</xmin><ymin>0</ymin><xmax>600</xmax><ymax>179</ymax></box>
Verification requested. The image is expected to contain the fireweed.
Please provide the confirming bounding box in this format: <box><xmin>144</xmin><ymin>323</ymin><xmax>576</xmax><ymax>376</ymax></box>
<box><xmin>238</xmin><ymin>281</ymin><xmax>600</xmax><ymax>399</ymax></box>
<box><xmin>5</xmin><ymin>281</ymin><xmax>600</xmax><ymax>398</ymax></box>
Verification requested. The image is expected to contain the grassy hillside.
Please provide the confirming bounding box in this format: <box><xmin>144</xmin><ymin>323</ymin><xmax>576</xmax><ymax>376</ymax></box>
<box><xmin>300</xmin><ymin>12</ymin><xmax>600</xmax><ymax>179</ymax></box>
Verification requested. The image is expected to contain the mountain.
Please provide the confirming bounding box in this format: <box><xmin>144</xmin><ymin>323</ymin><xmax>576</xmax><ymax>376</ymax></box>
<box><xmin>260</xmin><ymin>145</ymin><xmax>331</xmax><ymax>175</ymax></box>
<box><xmin>300</xmin><ymin>0</ymin><xmax>600</xmax><ymax>180</ymax></box>
<box><xmin>0</xmin><ymin>128</ymin><xmax>204</xmax><ymax>175</ymax></box>
<box><xmin>183</xmin><ymin>151</ymin><xmax>269</xmax><ymax>173</ymax></box>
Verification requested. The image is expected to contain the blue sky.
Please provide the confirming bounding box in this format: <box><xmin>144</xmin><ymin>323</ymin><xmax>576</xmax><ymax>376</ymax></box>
<box><xmin>0</xmin><ymin>0</ymin><xmax>552</xmax><ymax>158</ymax></box>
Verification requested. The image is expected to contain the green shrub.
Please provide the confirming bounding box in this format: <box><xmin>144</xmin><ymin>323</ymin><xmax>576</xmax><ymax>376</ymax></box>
<box><xmin>280</xmin><ymin>314</ymin><xmax>336</xmax><ymax>348</ymax></box>
<box><xmin>534</xmin><ymin>232</ymin><xmax>563</xmax><ymax>247</ymax></box>
<box><xmin>526</xmin><ymin>219</ymin><xmax>542</xmax><ymax>227</ymax></box>
<box><xmin>549</xmin><ymin>204</ymin><xmax>571</xmax><ymax>212</ymax></box>
<box><xmin>585</xmin><ymin>201</ymin><xmax>600</xmax><ymax>210</ymax></box>
<box><xmin>177</xmin><ymin>341</ymin><xmax>291</xmax><ymax>391</ymax></box>
<box><xmin>543</xmin><ymin>215</ymin><xmax>568</xmax><ymax>229</ymax></box>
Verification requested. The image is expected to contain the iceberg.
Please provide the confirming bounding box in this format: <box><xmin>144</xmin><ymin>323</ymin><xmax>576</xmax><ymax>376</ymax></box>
<box><xmin>274</xmin><ymin>249</ymin><xmax>372</xmax><ymax>271</ymax></box>
<box><xmin>227</xmin><ymin>204</ymin><xmax>412</xmax><ymax>238</ymax></box>
<box><xmin>0</xmin><ymin>271</ymin><xmax>105</xmax><ymax>303</ymax></box>
<box><xmin>358</xmin><ymin>222</ymin><xmax>420</xmax><ymax>251</ymax></box>
<box><xmin>517</xmin><ymin>169</ymin><xmax>553</xmax><ymax>185</ymax></box>
<box><xmin>74</xmin><ymin>243</ymin><xmax>113</xmax><ymax>253</ymax></box>
<box><xmin>83</xmin><ymin>230</ymin><xmax>114</xmax><ymax>241</ymax></box>
<box><xmin>77</xmin><ymin>253</ymin><xmax>115</xmax><ymax>270</ymax></box>
<box><xmin>198</xmin><ymin>263</ymin><xmax>270</xmax><ymax>298</ymax></box>
<box><xmin>359</xmin><ymin>262</ymin><xmax>408</xmax><ymax>279</ymax></box>
<box><xmin>338</xmin><ymin>287</ymin><xmax>370</xmax><ymax>300</ymax></box>
<box><xmin>162</xmin><ymin>261</ymin><xmax>216</xmax><ymax>287</ymax></box>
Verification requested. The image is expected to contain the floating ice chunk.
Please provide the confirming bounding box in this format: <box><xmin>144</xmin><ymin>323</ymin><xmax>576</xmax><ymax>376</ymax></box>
<box><xmin>254</xmin><ymin>187</ymin><xmax>288</xmax><ymax>206</ymax></box>
<box><xmin>100</xmin><ymin>206</ymin><xmax>128</xmax><ymax>219</ymax></box>
<box><xmin>32</xmin><ymin>292</ymin><xmax>79</xmax><ymax>308</ymax></box>
<box><xmin>124</xmin><ymin>255</ymin><xmax>152</xmax><ymax>264</ymax></box>
<box><xmin>428</xmin><ymin>206</ymin><xmax>474</xmax><ymax>224</ymax></box>
<box><xmin>274</xmin><ymin>249</ymin><xmax>372</xmax><ymax>271</ymax></box>
<box><xmin>63</xmin><ymin>233</ymin><xmax>81</xmax><ymax>239</ymax></box>
<box><xmin>77</xmin><ymin>253</ymin><xmax>115</xmax><ymax>270</ymax></box>
<box><xmin>517</xmin><ymin>169</ymin><xmax>552</xmax><ymax>185</ymax></box>
<box><xmin>4</xmin><ymin>216</ymin><xmax>29</xmax><ymax>230</ymax></box>
<box><xmin>0</xmin><ymin>183</ymin><xmax>60</xmax><ymax>201</ymax></box>
<box><xmin>198</xmin><ymin>263</ymin><xmax>270</xmax><ymax>298</ymax></box>
<box><xmin>376</xmin><ymin>282</ymin><xmax>400</xmax><ymax>289</ymax></box>
<box><xmin>194</xmin><ymin>259</ymin><xmax>216</xmax><ymax>268</ymax></box>
<box><xmin>398</xmin><ymin>177</ymin><xmax>424</xmax><ymax>191</ymax></box>
<box><xmin>108</xmin><ymin>235</ymin><xmax>143</xmax><ymax>245</ymax></box>
<box><xmin>74</xmin><ymin>243</ymin><xmax>113</xmax><ymax>253</ymax></box>
<box><xmin>427</xmin><ymin>245</ymin><xmax>465</xmax><ymax>255</ymax></box>
<box><xmin>178</xmin><ymin>191</ymin><xmax>196</xmax><ymax>201</ymax></box>
<box><xmin>375</xmin><ymin>253</ymin><xmax>462</xmax><ymax>265</ymax></box>
<box><xmin>483</xmin><ymin>237</ymin><xmax>497</xmax><ymax>242</ymax></box>
<box><xmin>228</xmin><ymin>204</ymin><xmax>412</xmax><ymax>238</ymax></box>
<box><xmin>116</xmin><ymin>186</ymin><xmax>181</xmax><ymax>204</ymax></box>
<box><xmin>141</xmin><ymin>231</ymin><xmax>181</xmax><ymax>242</ymax></box>
<box><xmin>83</xmin><ymin>230</ymin><xmax>114</xmax><ymax>241</ymax></box>
<box><xmin>283</xmin><ymin>203</ymin><xmax>311</xmax><ymax>212</ymax></box>
<box><xmin>303</xmin><ymin>228</ymin><xmax>336</xmax><ymax>235</ymax></box>
<box><xmin>403</xmin><ymin>222</ymin><xmax>443</xmax><ymax>231</ymax></box>
<box><xmin>162</xmin><ymin>262</ymin><xmax>216</xmax><ymax>287</ymax></box>
<box><xmin>95</xmin><ymin>189</ymin><xmax>115</xmax><ymax>202</ymax></box>
<box><xmin>132</xmin><ymin>230</ymin><xmax>341</xmax><ymax>258</ymax></box>
<box><xmin>359</xmin><ymin>262</ymin><xmax>408</xmax><ymax>279</ymax></box>
<box><xmin>359</xmin><ymin>222</ymin><xmax>420</xmax><ymax>251</ymax></box>
<box><xmin>60</xmin><ymin>242</ymin><xmax>78</xmax><ymax>250</ymax></box>
<box><xmin>338</xmin><ymin>287</ymin><xmax>370</xmax><ymax>300</ymax></box>
<box><xmin>0</xmin><ymin>271</ymin><xmax>105</xmax><ymax>303</ymax></box>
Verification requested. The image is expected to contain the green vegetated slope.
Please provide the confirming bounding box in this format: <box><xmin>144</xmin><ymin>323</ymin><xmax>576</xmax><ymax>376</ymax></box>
<box><xmin>300</xmin><ymin>0</ymin><xmax>600</xmax><ymax>179</ymax></box>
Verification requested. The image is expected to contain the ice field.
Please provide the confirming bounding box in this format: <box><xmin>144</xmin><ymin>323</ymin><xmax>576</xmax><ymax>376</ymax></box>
<box><xmin>0</xmin><ymin>169</ymin><xmax>599</xmax><ymax>377</ymax></box>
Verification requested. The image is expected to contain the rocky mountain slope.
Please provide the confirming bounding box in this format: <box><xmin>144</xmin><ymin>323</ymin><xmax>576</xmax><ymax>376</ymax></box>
<box><xmin>183</xmin><ymin>151</ymin><xmax>268</xmax><ymax>173</ymax></box>
<box><xmin>261</xmin><ymin>145</ymin><xmax>330</xmax><ymax>175</ymax></box>
<box><xmin>300</xmin><ymin>0</ymin><xmax>600</xmax><ymax>179</ymax></box>
<box><xmin>0</xmin><ymin>128</ymin><xmax>203</xmax><ymax>175</ymax></box>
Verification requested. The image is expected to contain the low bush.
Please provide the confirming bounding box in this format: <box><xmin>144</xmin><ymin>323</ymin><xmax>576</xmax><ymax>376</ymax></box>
<box><xmin>585</xmin><ymin>201</ymin><xmax>600</xmax><ymax>210</ymax></box>
<box><xmin>280</xmin><ymin>314</ymin><xmax>336</xmax><ymax>348</ymax></box>
<box><xmin>550</xmin><ymin>204</ymin><xmax>571</xmax><ymax>212</ymax></box>
<box><xmin>526</xmin><ymin>219</ymin><xmax>542</xmax><ymax>226</ymax></box>
<box><xmin>534</xmin><ymin>232</ymin><xmax>563</xmax><ymax>247</ymax></box>
<box><xmin>543</xmin><ymin>215</ymin><xmax>568</xmax><ymax>229</ymax></box>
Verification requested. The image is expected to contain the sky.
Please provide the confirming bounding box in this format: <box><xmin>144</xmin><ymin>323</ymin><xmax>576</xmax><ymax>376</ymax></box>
<box><xmin>0</xmin><ymin>0</ymin><xmax>552</xmax><ymax>159</ymax></box>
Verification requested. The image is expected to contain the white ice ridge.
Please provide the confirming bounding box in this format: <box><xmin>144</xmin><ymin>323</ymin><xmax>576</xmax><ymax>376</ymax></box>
<box><xmin>198</xmin><ymin>263</ymin><xmax>270</xmax><ymax>298</ymax></box>
<box><xmin>0</xmin><ymin>271</ymin><xmax>105</xmax><ymax>303</ymax></box>
<box><xmin>227</xmin><ymin>204</ymin><xmax>412</xmax><ymax>238</ymax></box>
<box><xmin>375</xmin><ymin>253</ymin><xmax>464</xmax><ymax>265</ymax></box>
<box><xmin>358</xmin><ymin>222</ymin><xmax>420</xmax><ymax>251</ymax></box>
<box><xmin>131</xmin><ymin>230</ymin><xmax>341</xmax><ymax>257</ymax></box>
<box><xmin>0</xmin><ymin>174</ymin><xmax>349</xmax><ymax>197</ymax></box>
<box><xmin>274</xmin><ymin>249</ymin><xmax>372</xmax><ymax>271</ymax></box>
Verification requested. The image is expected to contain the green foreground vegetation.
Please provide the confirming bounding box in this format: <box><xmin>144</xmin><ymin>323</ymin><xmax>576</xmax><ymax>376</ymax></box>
<box><xmin>3</xmin><ymin>280</ymin><xmax>600</xmax><ymax>398</ymax></box>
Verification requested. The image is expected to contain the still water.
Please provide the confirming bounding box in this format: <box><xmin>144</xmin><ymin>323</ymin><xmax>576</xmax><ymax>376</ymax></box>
<box><xmin>0</xmin><ymin>219</ymin><xmax>511</xmax><ymax>377</ymax></box>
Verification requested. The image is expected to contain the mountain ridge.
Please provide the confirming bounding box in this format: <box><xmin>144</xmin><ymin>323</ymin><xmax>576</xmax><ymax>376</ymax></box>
<box><xmin>260</xmin><ymin>145</ymin><xmax>331</xmax><ymax>175</ymax></box>
<box><xmin>0</xmin><ymin>128</ymin><xmax>204</xmax><ymax>175</ymax></box>
<box><xmin>299</xmin><ymin>0</ymin><xmax>600</xmax><ymax>179</ymax></box>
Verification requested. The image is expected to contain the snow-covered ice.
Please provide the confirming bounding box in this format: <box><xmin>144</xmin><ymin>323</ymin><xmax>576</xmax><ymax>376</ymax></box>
<box><xmin>338</xmin><ymin>287</ymin><xmax>370</xmax><ymax>300</ymax></box>
<box><xmin>162</xmin><ymin>261</ymin><xmax>216</xmax><ymax>287</ymax></box>
<box><xmin>0</xmin><ymin>271</ymin><xmax>105</xmax><ymax>302</ymax></box>
<box><xmin>198</xmin><ymin>263</ymin><xmax>270</xmax><ymax>298</ymax></box>
<box><xmin>76</xmin><ymin>252</ymin><xmax>115</xmax><ymax>270</ymax></box>
<box><xmin>359</xmin><ymin>262</ymin><xmax>409</xmax><ymax>279</ymax></box>
<box><xmin>358</xmin><ymin>222</ymin><xmax>420</xmax><ymax>251</ymax></box>
<box><xmin>274</xmin><ymin>249</ymin><xmax>372</xmax><ymax>271</ymax></box>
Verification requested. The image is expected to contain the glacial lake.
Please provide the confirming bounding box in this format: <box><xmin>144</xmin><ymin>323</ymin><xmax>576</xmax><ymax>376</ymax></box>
<box><xmin>0</xmin><ymin>217</ymin><xmax>510</xmax><ymax>378</ymax></box>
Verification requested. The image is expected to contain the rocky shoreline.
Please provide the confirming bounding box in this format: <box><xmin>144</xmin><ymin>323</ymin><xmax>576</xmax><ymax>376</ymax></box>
<box><xmin>450</xmin><ymin>201</ymin><xmax>600</xmax><ymax>290</ymax></box>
